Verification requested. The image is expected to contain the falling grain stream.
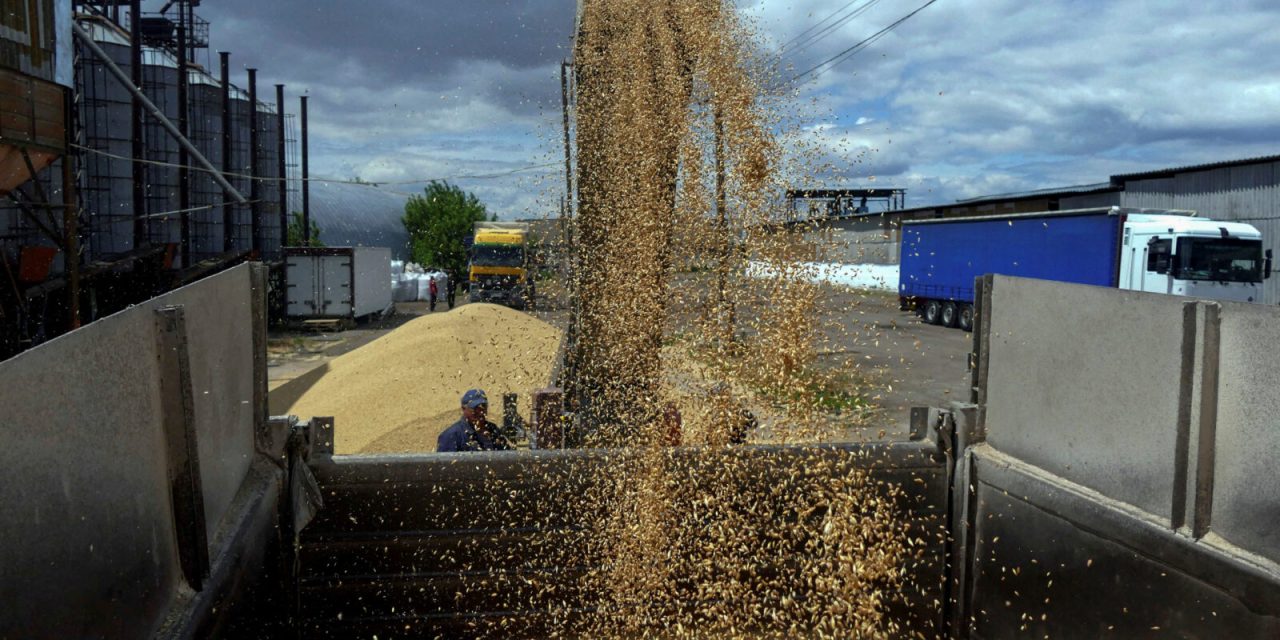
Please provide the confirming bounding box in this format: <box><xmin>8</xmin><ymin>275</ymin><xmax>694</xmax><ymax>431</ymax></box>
<box><xmin>539</xmin><ymin>1</ymin><xmax>922</xmax><ymax>637</ymax></box>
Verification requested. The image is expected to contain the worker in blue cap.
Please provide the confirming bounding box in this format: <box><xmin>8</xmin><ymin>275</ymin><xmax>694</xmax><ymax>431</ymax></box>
<box><xmin>436</xmin><ymin>389</ymin><xmax>512</xmax><ymax>452</ymax></box>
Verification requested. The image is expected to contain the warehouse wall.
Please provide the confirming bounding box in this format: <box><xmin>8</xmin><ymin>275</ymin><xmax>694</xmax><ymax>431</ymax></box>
<box><xmin>809</xmin><ymin>215</ymin><xmax>900</xmax><ymax>265</ymax></box>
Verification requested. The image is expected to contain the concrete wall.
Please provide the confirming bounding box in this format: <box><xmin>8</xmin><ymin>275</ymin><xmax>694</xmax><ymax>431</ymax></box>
<box><xmin>805</xmin><ymin>216</ymin><xmax>901</xmax><ymax>265</ymax></box>
<box><xmin>158</xmin><ymin>267</ymin><xmax>259</xmax><ymax>548</ymax></box>
<box><xmin>1210</xmin><ymin>302</ymin><xmax>1280</xmax><ymax>561</ymax></box>
<box><xmin>0</xmin><ymin>264</ymin><xmax>275</xmax><ymax>637</ymax></box>
<box><xmin>978</xmin><ymin>275</ymin><xmax>1280</xmax><ymax>560</ymax></box>
<box><xmin>0</xmin><ymin>292</ymin><xmax>180</xmax><ymax>638</ymax></box>
<box><xmin>980</xmin><ymin>278</ymin><xmax>1186</xmax><ymax>521</ymax></box>
<box><xmin>957</xmin><ymin>275</ymin><xmax>1280</xmax><ymax>637</ymax></box>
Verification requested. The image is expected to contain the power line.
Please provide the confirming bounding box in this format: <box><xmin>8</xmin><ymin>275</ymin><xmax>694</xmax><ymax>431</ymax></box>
<box><xmin>791</xmin><ymin>0</ymin><xmax>940</xmax><ymax>85</ymax></box>
<box><xmin>781</xmin><ymin>0</ymin><xmax>887</xmax><ymax>60</ymax></box>
<box><xmin>778</xmin><ymin>0</ymin><xmax>866</xmax><ymax>52</ymax></box>
<box><xmin>69</xmin><ymin>143</ymin><xmax>560</xmax><ymax>187</ymax></box>
<box><xmin>140</xmin><ymin>200</ymin><xmax>267</xmax><ymax>220</ymax></box>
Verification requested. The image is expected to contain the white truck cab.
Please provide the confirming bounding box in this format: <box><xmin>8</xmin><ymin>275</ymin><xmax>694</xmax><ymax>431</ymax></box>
<box><xmin>1119</xmin><ymin>213</ymin><xmax>1271</xmax><ymax>304</ymax></box>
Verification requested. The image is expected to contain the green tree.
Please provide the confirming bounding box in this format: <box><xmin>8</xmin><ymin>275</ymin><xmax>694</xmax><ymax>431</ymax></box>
<box><xmin>402</xmin><ymin>181</ymin><xmax>491</xmax><ymax>278</ymax></box>
<box><xmin>286</xmin><ymin>210</ymin><xmax>323</xmax><ymax>246</ymax></box>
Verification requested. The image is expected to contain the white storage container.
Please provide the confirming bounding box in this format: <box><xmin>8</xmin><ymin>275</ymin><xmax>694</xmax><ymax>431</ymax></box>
<box><xmin>285</xmin><ymin>247</ymin><xmax>392</xmax><ymax>321</ymax></box>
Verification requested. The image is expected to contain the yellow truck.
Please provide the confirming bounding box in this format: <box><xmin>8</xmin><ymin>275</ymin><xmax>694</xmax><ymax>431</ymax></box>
<box><xmin>469</xmin><ymin>221</ymin><xmax>534</xmax><ymax>309</ymax></box>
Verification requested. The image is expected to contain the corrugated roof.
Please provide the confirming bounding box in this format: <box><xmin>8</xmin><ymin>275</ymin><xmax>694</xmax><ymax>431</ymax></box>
<box><xmin>952</xmin><ymin>182</ymin><xmax>1116</xmax><ymax>204</ymax></box>
<box><xmin>1110</xmin><ymin>154</ymin><xmax>1280</xmax><ymax>184</ymax></box>
<box><xmin>309</xmin><ymin>181</ymin><xmax>412</xmax><ymax>260</ymax></box>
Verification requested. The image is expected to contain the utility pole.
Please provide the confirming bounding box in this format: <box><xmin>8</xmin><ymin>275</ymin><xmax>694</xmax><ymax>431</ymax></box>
<box><xmin>63</xmin><ymin>89</ymin><xmax>80</xmax><ymax>329</ymax></box>
<box><xmin>714</xmin><ymin>107</ymin><xmax>734</xmax><ymax>341</ymax></box>
<box><xmin>177</xmin><ymin>4</ymin><xmax>190</xmax><ymax>265</ymax></box>
<box><xmin>275</xmin><ymin>84</ymin><xmax>287</xmax><ymax>253</ymax></box>
<box><xmin>220</xmin><ymin>51</ymin><xmax>232</xmax><ymax>252</ymax></box>
<box><xmin>248</xmin><ymin>68</ymin><xmax>260</xmax><ymax>255</ymax></box>
<box><xmin>300</xmin><ymin>95</ymin><xmax>310</xmax><ymax>247</ymax></box>
<box><xmin>560</xmin><ymin>60</ymin><xmax>574</xmax><ymax>221</ymax></box>
<box><xmin>129</xmin><ymin>0</ymin><xmax>145</xmax><ymax>249</ymax></box>
<box><xmin>559</xmin><ymin>59</ymin><xmax>578</xmax><ymax>408</ymax></box>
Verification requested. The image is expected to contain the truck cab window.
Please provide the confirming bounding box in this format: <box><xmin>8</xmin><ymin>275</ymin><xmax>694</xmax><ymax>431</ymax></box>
<box><xmin>1147</xmin><ymin>238</ymin><xmax>1172</xmax><ymax>273</ymax></box>
<box><xmin>472</xmin><ymin>245</ymin><xmax>524</xmax><ymax>267</ymax></box>
<box><xmin>1175</xmin><ymin>237</ymin><xmax>1264</xmax><ymax>283</ymax></box>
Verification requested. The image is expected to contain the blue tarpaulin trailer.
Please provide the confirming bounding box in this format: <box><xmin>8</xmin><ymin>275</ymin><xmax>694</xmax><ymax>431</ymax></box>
<box><xmin>899</xmin><ymin>208</ymin><xmax>1123</xmax><ymax>302</ymax></box>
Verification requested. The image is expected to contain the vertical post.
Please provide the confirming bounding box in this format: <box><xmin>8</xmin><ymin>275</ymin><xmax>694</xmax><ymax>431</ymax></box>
<box><xmin>248</xmin><ymin>68</ymin><xmax>260</xmax><ymax>255</ymax></box>
<box><xmin>219</xmin><ymin>51</ymin><xmax>232</xmax><ymax>252</ymax></box>
<box><xmin>714</xmin><ymin>107</ymin><xmax>734</xmax><ymax>340</ymax></box>
<box><xmin>177</xmin><ymin>9</ymin><xmax>191</xmax><ymax>266</ymax></box>
<box><xmin>532</xmin><ymin>388</ymin><xmax>565</xmax><ymax>450</ymax></box>
<box><xmin>63</xmin><ymin>90</ymin><xmax>80</xmax><ymax>329</ymax></box>
<box><xmin>559</xmin><ymin>60</ymin><xmax>577</xmax><ymax>400</ymax></box>
<box><xmin>300</xmin><ymin>95</ymin><xmax>310</xmax><ymax>247</ymax></box>
<box><xmin>560</xmin><ymin>60</ymin><xmax>574</xmax><ymax>221</ymax></box>
<box><xmin>155</xmin><ymin>306</ymin><xmax>211</xmax><ymax>590</ymax></box>
<box><xmin>275</xmin><ymin>84</ymin><xmax>287</xmax><ymax>250</ymax></box>
<box><xmin>130</xmin><ymin>0</ymin><xmax>145</xmax><ymax>249</ymax></box>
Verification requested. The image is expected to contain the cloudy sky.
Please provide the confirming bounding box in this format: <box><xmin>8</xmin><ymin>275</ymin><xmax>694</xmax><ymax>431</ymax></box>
<box><xmin>189</xmin><ymin>0</ymin><xmax>1280</xmax><ymax>217</ymax></box>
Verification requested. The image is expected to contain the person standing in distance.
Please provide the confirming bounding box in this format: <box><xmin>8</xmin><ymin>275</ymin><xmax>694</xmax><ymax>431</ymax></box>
<box><xmin>428</xmin><ymin>276</ymin><xmax>439</xmax><ymax>312</ymax></box>
<box><xmin>437</xmin><ymin>389</ymin><xmax>512</xmax><ymax>452</ymax></box>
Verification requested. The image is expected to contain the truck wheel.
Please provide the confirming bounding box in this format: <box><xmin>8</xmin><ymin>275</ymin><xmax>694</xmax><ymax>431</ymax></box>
<box><xmin>922</xmin><ymin>300</ymin><xmax>942</xmax><ymax>325</ymax></box>
<box><xmin>958</xmin><ymin>304</ymin><xmax>974</xmax><ymax>332</ymax></box>
<box><xmin>941</xmin><ymin>302</ymin><xmax>958</xmax><ymax>328</ymax></box>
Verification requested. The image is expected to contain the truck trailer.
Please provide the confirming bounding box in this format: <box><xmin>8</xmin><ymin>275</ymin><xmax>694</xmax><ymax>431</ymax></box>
<box><xmin>3</xmin><ymin>265</ymin><xmax>1279</xmax><ymax>638</ymax></box>
<box><xmin>898</xmin><ymin>207</ymin><xmax>1272</xmax><ymax>330</ymax></box>
<box><xmin>284</xmin><ymin>247</ymin><xmax>392</xmax><ymax>327</ymax></box>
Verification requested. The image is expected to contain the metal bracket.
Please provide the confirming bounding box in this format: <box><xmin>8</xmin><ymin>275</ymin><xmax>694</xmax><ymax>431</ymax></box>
<box><xmin>154</xmin><ymin>305</ymin><xmax>211</xmax><ymax>591</ymax></box>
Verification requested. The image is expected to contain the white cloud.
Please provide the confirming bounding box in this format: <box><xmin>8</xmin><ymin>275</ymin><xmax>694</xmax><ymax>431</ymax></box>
<box><xmin>196</xmin><ymin>1</ymin><xmax>1280</xmax><ymax>214</ymax></box>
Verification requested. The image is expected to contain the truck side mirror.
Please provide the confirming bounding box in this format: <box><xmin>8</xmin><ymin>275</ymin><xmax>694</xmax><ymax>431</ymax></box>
<box><xmin>1266</xmin><ymin>249</ymin><xmax>1273</xmax><ymax>280</ymax></box>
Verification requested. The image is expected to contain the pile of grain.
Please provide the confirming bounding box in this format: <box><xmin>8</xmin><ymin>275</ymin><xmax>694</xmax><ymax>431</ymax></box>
<box><xmin>278</xmin><ymin>304</ymin><xmax>561</xmax><ymax>453</ymax></box>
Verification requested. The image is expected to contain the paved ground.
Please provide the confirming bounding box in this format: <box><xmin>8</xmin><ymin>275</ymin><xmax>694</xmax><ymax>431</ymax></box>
<box><xmin>532</xmin><ymin>279</ymin><xmax>973</xmax><ymax>438</ymax></box>
<box><xmin>271</xmin><ymin>284</ymin><xmax>973</xmax><ymax>439</ymax></box>
<box><xmin>820</xmin><ymin>288</ymin><xmax>973</xmax><ymax>436</ymax></box>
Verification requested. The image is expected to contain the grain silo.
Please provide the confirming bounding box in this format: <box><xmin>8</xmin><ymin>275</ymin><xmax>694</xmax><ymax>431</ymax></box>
<box><xmin>76</xmin><ymin>18</ymin><xmax>135</xmax><ymax>259</ymax></box>
<box><xmin>187</xmin><ymin>67</ymin><xmax>225</xmax><ymax>261</ymax></box>
<box><xmin>140</xmin><ymin>46</ymin><xmax>181</xmax><ymax>257</ymax></box>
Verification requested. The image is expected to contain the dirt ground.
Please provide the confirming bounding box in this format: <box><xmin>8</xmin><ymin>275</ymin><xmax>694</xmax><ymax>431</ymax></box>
<box><xmin>268</xmin><ymin>300</ymin><xmax>439</xmax><ymax>390</ymax></box>
<box><xmin>270</xmin><ymin>281</ymin><xmax>972</xmax><ymax>441</ymax></box>
<box><xmin>817</xmin><ymin>287</ymin><xmax>973</xmax><ymax>437</ymax></box>
<box><xmin>530</xmin><ymin>277</ymin><xmax>972</xmax><ymax>439</ymax></box>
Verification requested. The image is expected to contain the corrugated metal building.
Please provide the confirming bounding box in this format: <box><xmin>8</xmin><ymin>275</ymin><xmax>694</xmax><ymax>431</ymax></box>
<box><xmin>1068</xmin><ymin>157</ymin><xmax>1280</xmax><ymax>304</ymax></box>
<box><xmin>813</xmin><ymin>156</ymin><xmax>1280</xmax><ymax>304</ymax></box>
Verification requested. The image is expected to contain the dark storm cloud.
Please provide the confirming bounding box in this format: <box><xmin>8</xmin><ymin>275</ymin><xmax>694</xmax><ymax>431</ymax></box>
<box><xmin>192</xmin><ymin>0</ymin><xmax>576</xmax><ymax>114</ymax></box>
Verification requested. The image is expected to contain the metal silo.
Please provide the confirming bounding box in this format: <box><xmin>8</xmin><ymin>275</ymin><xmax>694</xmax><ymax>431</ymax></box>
<box><xmin>140</xmin><ymin>46</ymin><xmax>180</xmax><ymax>254</ymax></box>
<box><xmin>227</xmin><ymin>85</ymin><xmax>252</xmax><ymax>251</ymax></box>
<box><xmin>77</xmin><ymin>20</ymin><xmax>135</xmax><ymax>259</ymax></box>
<box><xmin>188</xmin><ymin>68</ymin><xmax>224</xmax><ymax>262</ymax></box>
<box><xmin>256</xmin><ymin>101</ymin><xmax>282</xmax><ymax>259</ymax></box>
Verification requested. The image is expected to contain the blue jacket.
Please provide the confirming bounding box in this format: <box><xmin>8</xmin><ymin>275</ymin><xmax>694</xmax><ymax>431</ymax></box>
<box><xmin>436</xmin><ymin>418</ymin><xmax>512</xmax><ymax>452</ymax></box>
